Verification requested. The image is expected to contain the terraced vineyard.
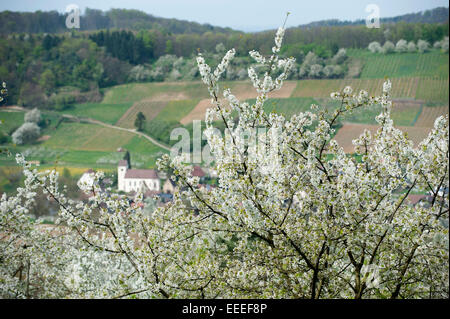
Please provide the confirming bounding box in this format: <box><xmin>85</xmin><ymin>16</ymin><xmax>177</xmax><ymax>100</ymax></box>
<box><xmin>150</xmin><ymin>99</ymin><xmax>199</xmax><ymax>123</ymax></box>
<box><xmin>102</xmin><ymin>82</ymin><xmax>209</xmax><ymax>104</ymax></box>
<box><xmin>241</xmin><ymin>97</ymin><xmax>319</xmax><ymax>119</ymax></box>
<box><xmin>292</xmin><ymin>77</ymin><xmax>420</xmax><ymax>99</ymax></box>
<box><xmin>348</xmin><ymin>50</ymin><xmax>449</xmax><ymax>78</ymax></box>
<box><xmin>415</xmin><ymin>106</ymin><xmax>449</xmax><ymax>127</ymax></box>
<box><xmin>334</xmin><ymin>123</ymin><xmax>434</xmax><ymax>153</ymax></box>
<box><xmin>415</xmin><ymin>77</ymin><xmax>449</xmax><ymax>104</ymax></box>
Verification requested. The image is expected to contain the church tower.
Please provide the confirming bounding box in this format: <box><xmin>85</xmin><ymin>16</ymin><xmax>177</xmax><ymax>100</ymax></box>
<box><xmin>118</xmin><ymin>159</ymin><xmax>129</xmax><ymax>191</ymax></box>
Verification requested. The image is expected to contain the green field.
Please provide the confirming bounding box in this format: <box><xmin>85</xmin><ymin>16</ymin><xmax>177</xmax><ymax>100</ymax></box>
<box><xmin>348</xmin><ymin>49</ymin><xmax>449</xmax><ymax>78</ymax></box>
<box><xmin>243</xmin><ymin>97</ymin><xmax>422</xmax><ymax>127</ymax></box>
<box><xmin>291</xmin><ymin>77</ymin><xmax>448</xmax><ymax>104</ymax></box>
<box><xmin>244</xmin><ymin>97</ymin><xmax>319</xmax><ymax>119</ymax></box>
<box><xmin>41</xmin><ymin>122</ymin><xmax>136</xmax><ymax>152</ymax></box>
<box><xmin>61</xmin><ymin>102</ymin><xmax>133</xmax><ymax>124</ymax></box>
<box><xmin>102</xmin><ymin>81</ymin><xmax>210</xmax><ymax>104</ymax></box>
<box><xmin>0</xmin><ymin>111</ymin><xmax>25</xmax><ymax>135</ymax></box>
<box><xmin>342</xmin><ymin>103</ymin><xmax>422</xmax><ymax>126</ymax></box>
<box><xmin>0</xmin><ymin>114</ymin><xmax>168</xmax><ymax>169</ymax></box>
<box><xmin>150</xmin><ymin>99</ymin><xmax>200</xmax><ymax>123</ymax></box>
<box><xmin>415</xmin><ymin>77</ymin><xmax>449</xmax><ymax>103</ymax></box>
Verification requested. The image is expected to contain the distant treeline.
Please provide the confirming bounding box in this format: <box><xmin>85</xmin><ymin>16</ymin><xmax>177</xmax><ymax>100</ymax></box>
<box><xmin>0</xmin><ymin>8</ymin><xmax>236</xmax><ymax>35</ymax></box>
<box><xmin>301</xmin><ymin>6</ymin><xmax>449</xmax><ymax>27</ymax></box>
<box><xmin>0</xmin><ymin>7</ymin><xmax>447</xmax><ymax>35</ymax></box>
<box><xmin>86</xmin><ymin>21</ymin><xmax>450</xmax><ymax>60</ymax></box>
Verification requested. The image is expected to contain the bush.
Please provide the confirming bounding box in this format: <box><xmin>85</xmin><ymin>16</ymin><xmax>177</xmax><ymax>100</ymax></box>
<box><xmin>225</xmin><ymin>67</ymin><xmax>238</xmax><ymax>81</ymax></box>
<box><xmin>303</xmin><ymin>51</ymin><xmax>320</xmax><ymax>67</ymax></box>
<box><xmin>24</xmin><ymin>107</ymin><xmax>41</xmax><ymax>124</ymax></box>
<box><xmin>145</xmin><ymin>120</ymin><xmax>182</xmax><ymax>145</ymax></box>
<box><xmin>237</xmin><ymin>68</ymin><xmax>247</xmax><ymax>80</ymax></box>
<box><xmin>0</xmin><ymin>133</ymin><xmax>9</xmax><ymax>144</ymax></box>
<box><xmin>168</xmin><ymin>69</ymin><xmax>182</xmax><ymax>81</ymax></box>
<box><xmin>149</xmin><ymin>67</ymin><xmax>165</xmax><ymax>82</ymax></box>
<box><xmin>309</xmin><ymin>64</ymin><xmax>323</xmax><ymax>78</ymax></box>
<box><xmin>128</xmin><ymin>65</ymin><xmax>152</xmax><ymax>82</ymax></box>
<box><xmin>154</xmin><ymin>54</ymin><xmax>177</xmax><ymax>74</ymax></box>
<box><xmin>407</xmin><ymin>41</ymin><xmax>417</xmax><ymax>52</ymax></box>
<box><xmin>382</xmin><ymin>41</ymin><xmax>395</xmax><ymax>54</ymax></box>
<box><xmin>417</xmin><ymin>39</ymin><xmax>430</xmax><ymax>53</ymax></box>
<box><xmin>331</xmin><ymin>48</ymin><xmax>347</xmax><ymax>64</ymax></box>
<box><xmin>48</xmin><ymin>93</ymin><xmax>76</xmax><ymax>110</ymax></box>
<box><xmin>323</xmin><ymin>65</ymin><xmax>343</xmax><ymax>78</ymax></box>
<box><xmin>368</xmin><ymin>41</ymin><xmax>382</xmax><ymax>53</ymax></box>
<box><xmin>11</xmin><ymin>122</ymin><xmax>40</xmax><ymax>145</ymax></box>
<box><xmin>215</xmin><ymin>43</ymin><xmax>226</xmax><ymax>53</ymax></box>
<box><xmin>395</xmin><ymin>39</ymin><xmax>408</xmax><ymax>53</ymax></box>
<box><xmin>441</xmin><ymin>37</ymin><xmax>449</xmax><ymax>53</ymax></box>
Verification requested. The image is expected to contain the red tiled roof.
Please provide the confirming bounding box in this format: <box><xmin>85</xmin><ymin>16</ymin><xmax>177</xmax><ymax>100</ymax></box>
<box><xmin>144</xmin><ymin>190</ymin><xmax>159</xmax><ymax>198</ymax></box>
<box><xmin>407</xmin><ymin>194</ymin><xmax>429</xmax><ymax>205</ymax></box>
<box><xmin>118</xmin><ymin>160</ymin><xmax>129</xmax><ymax>167</ymax></box>
<box><xmin>192</xmin><ymin>166</ymin><xmax>205</xmax><ymax>177</ymax></box>
<box><xmin>125</xmin><ymin>169</ymin><xmax>158</xmax><ymax>179</ymax></box>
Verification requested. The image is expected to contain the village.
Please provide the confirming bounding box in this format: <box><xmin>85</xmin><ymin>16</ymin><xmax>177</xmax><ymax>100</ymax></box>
<box><xmin>77</xmin><ymin>152</ymin><xmax>216</xmax><ymax>209</ymax></box>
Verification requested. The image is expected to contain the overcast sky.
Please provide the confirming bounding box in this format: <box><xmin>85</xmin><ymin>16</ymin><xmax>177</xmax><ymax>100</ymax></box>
<box><xmin>0</xmin><ymin>0</ymin><xmax>448</xmax><ymax>31</ymax></box>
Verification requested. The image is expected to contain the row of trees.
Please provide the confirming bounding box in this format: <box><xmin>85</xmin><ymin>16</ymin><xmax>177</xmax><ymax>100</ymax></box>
<box><xmin>368</xmin><ymin>37</ymin><xmax>449</xmax><ymax>54</ymax></box>
<box><xmin>89</xmin><ymin>30</ymin><xmax>154</xmax><ymax>65</ymax></box>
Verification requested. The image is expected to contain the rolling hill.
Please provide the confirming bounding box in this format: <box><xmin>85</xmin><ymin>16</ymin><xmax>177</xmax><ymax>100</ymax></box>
<box><xmin>0</xmin><ymin>48</ymin><xmax>448</xmax><ymax>177</ymax></box>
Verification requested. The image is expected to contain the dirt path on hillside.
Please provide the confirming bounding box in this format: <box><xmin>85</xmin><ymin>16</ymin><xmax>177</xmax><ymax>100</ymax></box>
<box><xmin>0</xmin><ymin>105</ymin><xmax>27</xmax><ymax>112</ymax></box>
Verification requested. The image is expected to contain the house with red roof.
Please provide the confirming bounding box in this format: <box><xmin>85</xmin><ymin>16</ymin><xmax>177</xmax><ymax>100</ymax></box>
<box><xmin>192</xmin><ymin>166</ymin><xmax>205</xmax><ymax>178</ymax></box>
<box><xmin>118</xmin><ymin>160</ymin><xmax>160</xmax><ymax>193</ymax></box>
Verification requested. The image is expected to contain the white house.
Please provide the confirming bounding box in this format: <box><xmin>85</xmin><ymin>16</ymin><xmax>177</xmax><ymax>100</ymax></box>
<box><xmin>118</xmin><ymin>160</ymin><xmax>160</xmax><ymax>193</ymax></box>
<box><xmin>162</xmin><ymin>178</ymin><xmax>178</xmax><ymax>194</ymax></box>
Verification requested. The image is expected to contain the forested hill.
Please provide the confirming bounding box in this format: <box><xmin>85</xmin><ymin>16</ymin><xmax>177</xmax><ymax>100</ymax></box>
<box><xmin>1</xmin><ymin>6</ymin><xmax>449</xmax><ymax>35</ymax></box>
<box><xmin>300</xmin><ymin>6</ymin><xmax>449</xmax><ymax>28</ymax></box>
<box><xmin>0</xmin><ymin>8</ymin><xmax>237</xmax><ymax>35</ymax></box>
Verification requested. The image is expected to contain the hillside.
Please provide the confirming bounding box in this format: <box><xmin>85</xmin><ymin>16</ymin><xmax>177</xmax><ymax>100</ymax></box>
<box><xmin>1</xmin><ymin>6</ymin><xmax>448</xmax><ymax>35</ymax></box>
<box><xmin>299</xmin><ymin>6</ymin><xmax>449</xmax><ymax>28</ymax></box>
<box><xmin>0</xmin><ymin>8</ymin><xmax>238</xmax><ymax>35</ymax></box>
<box><xmin>1</xmin><ymin>47</ymin><xmax>447</xmax><ymax>180</ymax></box>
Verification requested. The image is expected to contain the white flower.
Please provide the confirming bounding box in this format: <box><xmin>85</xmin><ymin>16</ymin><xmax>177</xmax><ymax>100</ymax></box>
<box><xmin>383</xmin><ymin>79</ymin><xmax>392</xmax><ymax>94</ymax></box>
<box><xmin>343</xmin><ymin>86</ymin><xmax>353</xmax><ymax>95</ymax></box>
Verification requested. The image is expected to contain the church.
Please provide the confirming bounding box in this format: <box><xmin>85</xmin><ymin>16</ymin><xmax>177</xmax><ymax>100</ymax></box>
<box><xmin>117</xmin><ymin>159</ymin><xmax>160</xmax><ymax>193</ymax></box>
